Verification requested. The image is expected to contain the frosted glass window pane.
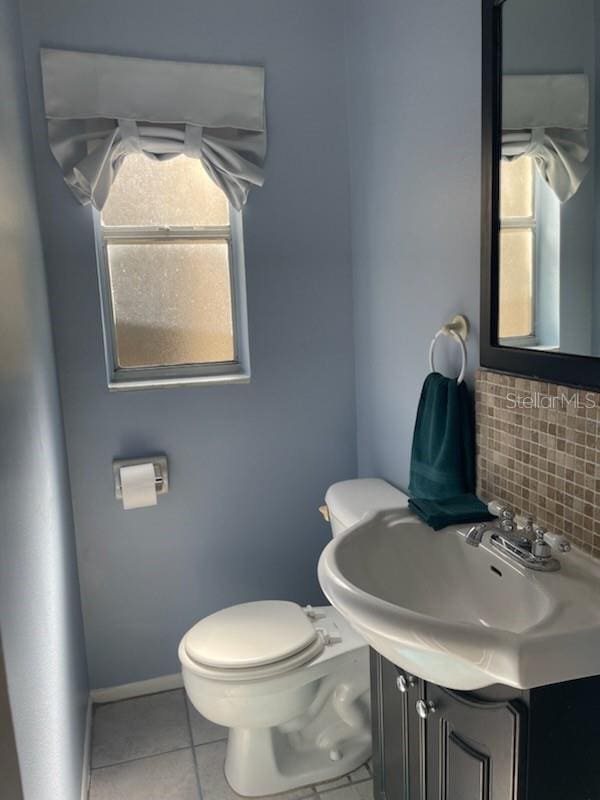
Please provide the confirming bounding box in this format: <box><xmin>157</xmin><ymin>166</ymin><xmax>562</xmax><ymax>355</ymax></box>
<box><xmin>107</xmin><ymin>241</ymin><xmax>234</xmax><ymax>367</ymax></box>
<box><xmin>500</xmin><ymin>157</ymin><xmax>533</xmax><ymax>219</ymax></box>
<box><xmin>499</xmin><ymin>229</ymin><xmax>534</xmax><ymax>339</ymax></box>
<box><xmin>102</xmin><ymin>154</ymin><xmax>229</xmax><ymax>228</ymax></box>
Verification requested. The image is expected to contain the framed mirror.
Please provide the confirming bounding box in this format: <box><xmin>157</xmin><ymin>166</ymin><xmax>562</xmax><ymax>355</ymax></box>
<box><xmin>481</xmin><ymin>0</ymin><xmax>600</xmax><ymax>387</ymax></box>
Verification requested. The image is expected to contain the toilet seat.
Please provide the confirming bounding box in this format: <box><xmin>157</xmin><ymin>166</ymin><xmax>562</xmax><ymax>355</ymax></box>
<box><xmin>182</xmin><ymin>600</ymin><xmax>326</xmax><ymax>681</ymax></box>
<box><xmin>182</xmin><ymin>633</ymin><xmax>325</xmax><ymax>682</ymax></box>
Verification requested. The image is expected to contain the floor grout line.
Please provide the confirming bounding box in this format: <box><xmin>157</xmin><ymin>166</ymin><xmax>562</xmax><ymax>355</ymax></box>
<box><xmin>193</xmin><ymin>735</ymin><xmax>228</xmax><ymax>746</ymax></box>
<box><xmin>183</xmin><ymin>696</ymin><xmax>204</xmax><ymax>800</ymax></box>
<box><xmin>91</xmin><ymin>743</ymin><xmax>194</xmax><ymax>772</ymax></box>
<box><xmin>317</xmin><ymin>777</ymin><xmax>373</xmax><ymax>796</ymax></box>
<box><xmin>91</xmin><ymin>731</ymin><xmax>230</xmax><ymax>773</ymax></box>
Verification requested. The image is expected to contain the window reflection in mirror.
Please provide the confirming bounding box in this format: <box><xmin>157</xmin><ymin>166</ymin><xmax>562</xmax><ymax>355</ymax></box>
<box><xmin>498</xmin><ymin>0</ymin><xmax>592</xmax><ymax>355</ymax></box>
<box><xmin>499</xmin><ymin>158</ymin><xmax>535</xmax><ymax>343</ymax></box>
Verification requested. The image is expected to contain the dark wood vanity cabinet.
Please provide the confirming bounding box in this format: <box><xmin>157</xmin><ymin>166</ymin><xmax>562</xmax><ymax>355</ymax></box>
<box><xmin>370</xmin><ymin>650</ymin><xmax>600</xmax><ymax>800</ymax></box>
<box><xmin>423</xmin><ymin>681</ymin><xmax>524</xmax><ymax>800</ymax></box>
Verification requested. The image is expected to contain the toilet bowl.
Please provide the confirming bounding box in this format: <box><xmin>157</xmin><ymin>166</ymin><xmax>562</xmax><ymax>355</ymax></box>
<box><xmin>179</xmin><ymin>478</ymin><xmax>408</xmax><ymax>797</ymax></box>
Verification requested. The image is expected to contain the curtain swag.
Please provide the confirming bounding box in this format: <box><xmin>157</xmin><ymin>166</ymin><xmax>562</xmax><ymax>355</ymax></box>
<box><xmin>501</xmin><ymin>74</ymin><xmax>589</xmax><ymax>203</ymax></box>
<box><xmin>40</xmin><ymin>48</ymin><xmax>267</xmax><ymax>211</ymax></box>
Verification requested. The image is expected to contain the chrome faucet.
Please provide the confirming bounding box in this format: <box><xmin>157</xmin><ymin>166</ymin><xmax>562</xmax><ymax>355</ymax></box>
<box><xmin>465</xmin><ymin>501</ymin><xmax>564</xmax><ymax>572</ymax></box>
<box><xmin>465</xmin><ymin>520</ymin><xmax>497</xmax><ymax>547</ymax></box>
<box><xmin>465</xmin><ymin>503</ymin><xmax>516</xmax><ymax>546</ymax></box>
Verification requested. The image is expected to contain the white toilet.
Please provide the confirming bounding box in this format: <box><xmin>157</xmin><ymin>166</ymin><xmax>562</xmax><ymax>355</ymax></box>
<box><xmin>179</xmin><ymin>479</ymin><xmax>408</xmax><ymax>797</ymax></box>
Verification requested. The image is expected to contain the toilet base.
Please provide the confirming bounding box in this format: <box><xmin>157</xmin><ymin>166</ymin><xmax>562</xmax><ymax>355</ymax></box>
<box><xmin>224</xmin><ymin>726</ymin><xmax>371</xmax><ymax>797</ymax></box>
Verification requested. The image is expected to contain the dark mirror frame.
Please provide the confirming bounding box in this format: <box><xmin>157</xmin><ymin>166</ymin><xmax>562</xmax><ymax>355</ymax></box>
<box><xmin>480</xmin><ymin>0</ymin><xmax>600</xmax><ymax>389</ymax></box>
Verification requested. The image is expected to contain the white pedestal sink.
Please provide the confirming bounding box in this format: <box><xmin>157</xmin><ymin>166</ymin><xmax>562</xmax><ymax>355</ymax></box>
<box><xmin>318</xmin><ymin>508</ymin><xmax>600</xmax><ymax>690</ymax></box>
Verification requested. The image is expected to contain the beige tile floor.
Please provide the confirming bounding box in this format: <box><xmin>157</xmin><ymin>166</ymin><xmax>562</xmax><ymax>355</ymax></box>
<box><xmin>88</xmin><ymin>690</ymin><xmax>374</xmax><ymax>800</ymax></box>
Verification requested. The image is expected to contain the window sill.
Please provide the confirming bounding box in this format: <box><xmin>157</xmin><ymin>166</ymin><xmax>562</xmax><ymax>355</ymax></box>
<box><xmin>107</xmin><ymin>369</ymin><xmax>251</xmax><ymax>392</ymax></box>
<box><xmin>498</xmin><ymin>336</ymin><xmax>538</xmax><ymax>348</ymax></box>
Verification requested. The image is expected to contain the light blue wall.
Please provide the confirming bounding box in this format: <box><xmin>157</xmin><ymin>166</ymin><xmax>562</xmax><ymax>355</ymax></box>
<box><xmin>344</xmin><ymin>0</ymin><xmax>482</xmax><ymax>489</ymax></box>
<box><xmin>0</xmin><ymin>0</ymin><xmax>88</xmax><ymax>796</ymax></box>
<box><xmin>18</xmin><ymin>0</ymin><xmax>356</xmax><ymax>688</ymax></box>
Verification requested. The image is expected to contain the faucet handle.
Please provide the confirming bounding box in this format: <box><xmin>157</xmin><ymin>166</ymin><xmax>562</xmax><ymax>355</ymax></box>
<box><xmin>488</xmin><ymin>499</ymin><xmax>510</xmax><ymax>517</ymax></box>
<box><xmin>500</xmin><ymin>509</ymin><xmax>515</xmax><ymax>530</ymax></box>
<box><xmin>540</xmin><ymin>529</ymin><xmax>572</xmax><ymax>553</ymax></box>
<box><xmin>515</xmin><ymin>513</ymin><xmax>535</xmax><ymax>534</ymax></box>
<box><xmin>487</xmin><ymin>501</ymin><xmax>517</xmax><ymax>532</ymax></box>
<box><xmin>532</xmin><ymin>526</ymin><xmax>552</xmax><ymax>560</ymax></box>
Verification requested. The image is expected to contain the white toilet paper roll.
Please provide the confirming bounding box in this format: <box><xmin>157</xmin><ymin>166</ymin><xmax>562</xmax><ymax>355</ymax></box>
<box><xmin>120</xmin><ymin>463</ymin><xmax>158</xmax><ymax>510</ymax></box>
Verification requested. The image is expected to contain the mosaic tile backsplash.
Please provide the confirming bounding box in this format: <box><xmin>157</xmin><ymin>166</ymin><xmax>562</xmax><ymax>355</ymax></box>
<box><xmin>476</xmin><ymin>369</ymin><xmax>600</xmax><ymax>558</ymax></box>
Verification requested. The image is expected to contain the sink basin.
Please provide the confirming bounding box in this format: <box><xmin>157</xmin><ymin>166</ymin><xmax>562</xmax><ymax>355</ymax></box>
<box><xmin>318</xmin><ymin>509</ymin><xmax>600</xmax><ymax>690</ymax></box>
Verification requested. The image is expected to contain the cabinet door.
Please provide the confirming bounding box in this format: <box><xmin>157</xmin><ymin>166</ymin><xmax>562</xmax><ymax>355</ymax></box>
<box><xmin>371</xmin><ymin>651</ymin><xmax>423</xmax><ymax>800</ymax></box>
<box><xmin>424</xmin><ymin>683</ymin><xmax>525</xmax><ymax>800</ymax></box>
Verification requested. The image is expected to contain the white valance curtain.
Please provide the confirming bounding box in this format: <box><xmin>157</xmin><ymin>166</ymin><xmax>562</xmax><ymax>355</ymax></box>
<box><xmin>40</xmin><ymin>48</ymin><xmax>266</xmax><ymax>211</ymax></box>
<box><xmin>502</xmin><ymin>74</ymin><xmax>589</xmax><ymax>203</ymax></box>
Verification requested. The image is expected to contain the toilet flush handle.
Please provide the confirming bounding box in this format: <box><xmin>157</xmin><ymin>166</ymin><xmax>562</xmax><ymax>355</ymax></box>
<box><xmin>319</xmin><ymin>505</ymin><xmax>330</xmax><ymax>522</ymax></box>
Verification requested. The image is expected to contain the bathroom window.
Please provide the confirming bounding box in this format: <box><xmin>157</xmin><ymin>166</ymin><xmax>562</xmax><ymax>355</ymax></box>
<box><xmin>498</xmin><ymin>157</ymin><xmax>536</xmax><ymax>344</ymax></box>
<box><xmin>95</xmin><ymin>154</ymin><xmax>249</xmax><ymax>390</ymax></box>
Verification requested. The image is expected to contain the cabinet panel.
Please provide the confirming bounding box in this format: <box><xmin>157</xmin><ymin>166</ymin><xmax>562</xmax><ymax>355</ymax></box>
<box><xmin>425</xmin><ymin>684</ymin><xmax>525</xmax><ymax>800</ymax></box>
<box><xmin>445</xmin><ymin>731</ymin><xmax>490</xmax><ymax>800</ymax></box>
<box><xmin>370</xmin><ymin>651</ymin><xmax>423</xmax><ymax>800</ymax></box>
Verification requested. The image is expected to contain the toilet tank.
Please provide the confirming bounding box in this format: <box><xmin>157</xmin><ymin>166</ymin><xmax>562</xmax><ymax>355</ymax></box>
<box><xmin>324</xmin><ymin>478</ymin><xmax>409</xmax><ymax>537</ymax></box>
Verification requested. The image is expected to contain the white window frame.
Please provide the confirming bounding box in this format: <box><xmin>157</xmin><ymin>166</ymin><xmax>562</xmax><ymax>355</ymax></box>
<box><xmin>498</xmin><ymin>158</ymin><xmax>538</xmax><ymax>347</ymax></box>
<box><xmin>93</xmin><ymin>203</ymin><xmax>250</xmax><ymax>391</ymax></box>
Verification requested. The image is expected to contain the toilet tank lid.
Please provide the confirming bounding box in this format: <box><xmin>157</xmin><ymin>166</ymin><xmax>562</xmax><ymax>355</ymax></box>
<box><xmin>325</xmin><ymin>478</ymin><xmax>408</xmax><ymax>529</ymax></box>
<box><xmin>183</xmin><ymin>600</ymin><xmax>318</xmax><ymax>669</ymax></box>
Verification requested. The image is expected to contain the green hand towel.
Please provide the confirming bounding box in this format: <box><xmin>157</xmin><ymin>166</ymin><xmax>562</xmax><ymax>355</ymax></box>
<box><xmin>408</xmin><ymin>372</ymin><xmax>475</xmax><ymax>500</ymax></box>
<box><xmin>409</xmin><ymin>494</ymin><xmax>494</xmax><ymax>531</ymax></box>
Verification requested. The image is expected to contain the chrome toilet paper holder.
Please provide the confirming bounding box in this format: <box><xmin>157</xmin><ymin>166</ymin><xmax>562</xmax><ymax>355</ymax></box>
<box><xmin>113</xmin><ymin>455</ymin><xmax>169</xmax><ymax>501</ymax></box>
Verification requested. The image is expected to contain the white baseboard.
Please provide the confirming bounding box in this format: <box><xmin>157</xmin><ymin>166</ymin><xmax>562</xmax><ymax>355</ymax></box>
<box><xmin>90</xmin><ymin>673</ymin><xmax>183</xmax><ymax>705</ymax></box>
<box><xmin>81</xmin><ymin>696</ymin><xmax>92</xmax><ymax>800</ymax></box>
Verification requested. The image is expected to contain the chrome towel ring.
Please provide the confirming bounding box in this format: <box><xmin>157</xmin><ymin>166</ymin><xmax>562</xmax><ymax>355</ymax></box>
<box><xmin>428</xmin><ymin>314</ymin><xmax>469</xmax><ymax>384</ymax></box>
